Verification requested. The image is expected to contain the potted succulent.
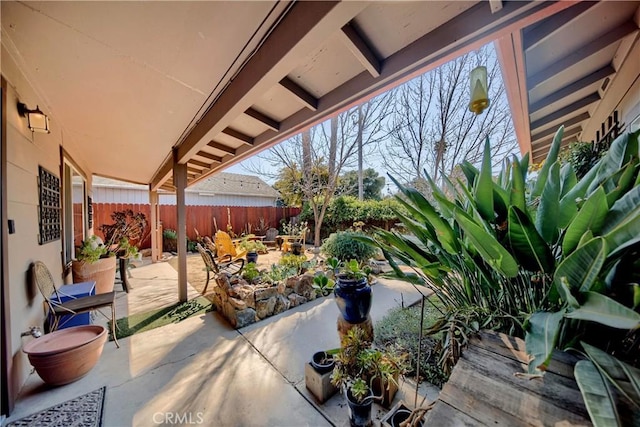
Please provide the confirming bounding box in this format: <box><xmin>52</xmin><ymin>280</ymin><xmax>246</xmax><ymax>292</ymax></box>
<box><xmin>333</xmin><ymin>259</ymin><xmax>373</xmax><ymax>324</ymax></box>
<box><xmin>73</xmin><ymin>210</ymin><xmax>147</xmax><ymax>294</ymax></box>
<box><xmin>238</xmin><ymin>237</ymin><xmax>267</xmax><ymax>264</ymax></box>
<box><xmin>72</xmin><ymin>235</ymin><xmax>117</xmax><ymax>294</ymax></box>
<box><xmin>331</xmin><ymin>326</ymin><xmax>406</xmax><ymax>426</ymax></box>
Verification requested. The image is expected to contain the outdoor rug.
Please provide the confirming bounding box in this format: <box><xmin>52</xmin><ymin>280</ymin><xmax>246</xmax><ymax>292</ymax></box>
<box><xmin>111</xmin><ymin>295</ymin><xmax>213</xmax><ymax>340</ymax></box>
<box><xmin>7</xmin><ymin>387</ymin><xmax>105</xmax><ymax>427</ymax></box>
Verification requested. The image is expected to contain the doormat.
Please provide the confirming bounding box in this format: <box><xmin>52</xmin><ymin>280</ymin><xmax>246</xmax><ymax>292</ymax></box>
<box><xmin>7</xmin><ymin>386</ymin><xmax>105</xmax><ymax>427</ymax></box>
<box><xmin>112</xmin><ymin>295</ymin><xmax>213</xmax><ymax>340</ymax></box>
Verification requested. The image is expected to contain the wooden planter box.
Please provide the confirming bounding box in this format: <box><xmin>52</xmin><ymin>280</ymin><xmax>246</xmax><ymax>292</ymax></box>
<box><xmin>304</xmin><ymin>362</ymin><xmax>337</xmax><ymax>403</ymax></box>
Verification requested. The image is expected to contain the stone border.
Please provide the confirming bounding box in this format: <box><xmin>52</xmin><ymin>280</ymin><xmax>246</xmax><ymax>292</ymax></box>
<box><xmin>212</xmin><ymin>273</ymin><xmax>319</xmax><ymax>328</ymax></box>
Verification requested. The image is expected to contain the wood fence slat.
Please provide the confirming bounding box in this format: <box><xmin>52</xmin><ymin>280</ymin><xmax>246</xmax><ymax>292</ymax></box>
<box><xmin>93</xmin><ymin>203</ymin><xmax>300</xmax><ymax>248</ymax></box>
<box><xmin>442</xmin><ymin>357</ymin><xmax>591</xmax><ymax>426</ymax></box>
<box><xmin>461</xmin><ymin>345</ymin><xmax>589</xmax><ymax>419</ymax></box>
<box><xmin>470</xmin><ymin>331</ymin><xmax>581</xmax><ymax>379</ymax></box>
<box><xmin>423</xmin><ymin>401</ymin><xmax>482</xmax><ymax>426</ymax></box>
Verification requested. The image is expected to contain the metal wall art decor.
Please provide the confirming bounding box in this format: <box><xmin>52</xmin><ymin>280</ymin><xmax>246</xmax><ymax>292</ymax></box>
<box><xmin>87</xmin><ymin>196</ymin><xmax>93</xmax><ymax>229</ymax></box>
<box><xmin>38</xmin><ymin>165</ymin><xmax>61</xmax><ymax>244</ymax></box>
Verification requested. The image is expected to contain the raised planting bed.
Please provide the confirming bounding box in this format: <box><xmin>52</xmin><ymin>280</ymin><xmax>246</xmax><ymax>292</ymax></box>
<box><xmin>212</xmin><ymin>273</ymin><xmax>318</xmax><ymax>328</ymax></box>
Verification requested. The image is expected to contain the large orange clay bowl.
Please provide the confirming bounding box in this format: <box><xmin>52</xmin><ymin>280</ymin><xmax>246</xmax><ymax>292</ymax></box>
<box><xmin>22</xmin><ymin>325</ymin><xmax>107</xmax><ymax>386</ymax></box>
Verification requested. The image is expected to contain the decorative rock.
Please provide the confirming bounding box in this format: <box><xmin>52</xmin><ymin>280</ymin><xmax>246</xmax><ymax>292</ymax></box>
<box><xmin>286</xmin><ymin>277</ymin><xmax>297</xmax><ymax>289</ymax></box>
<box><xmin>284</xmin><ymin>288</ymin><xmax>294</xmax><ymax>297</ymax></box>
<box><xmin>231</xmin><ymin>285</ymin><xmax>256</xmax><ymax>309</ymax></box>
<box><xmin>216</xmin><ymin>274</ymin><xmax>232</xmax><ymax>292</ymax></box>
<box><xmin>254</xmin><ymin>287</ymin><xmax>278</xmax><ymax>301</ymax></box>
<box><xmin>256</xmin><ymin>296</ymin><xmax>276</xmax><ymax>319</ymax></box>
<box><xmin>228</xmin><ymin>297</ymin><xmax>247</xmax><ymax>310</ymax></box>
<box><xmin>273</xmin><ymin>295</ymin><xmax>291</xmax><ymax>315</ymax></box>
<box><xmin>234</xmin><ymin>308</ymin><xmax>257</xmax><ymax>328</ymax></box>
<box><xmin>294</xmin><ymin>274</ymin><xmax>316</xmax><ymax>301</ymax></box>
<box><xmin>288</xmin><ymin>294</ymin><xmax>307</xmax><ymax>307</ymax></box>
<box><xmin>277</xmin><ymin>281</ymin><xmax>286</xmax><ymax>294</ymax></box>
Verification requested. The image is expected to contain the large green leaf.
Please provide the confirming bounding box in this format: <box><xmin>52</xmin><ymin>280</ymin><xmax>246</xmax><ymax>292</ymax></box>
<box><xmin>563</xmin><ymin>187</ymin><xmax>609</xmax><ymax>256</ymax></box>
<box><xmin>582</xmin><ymin>342</ymin><xmax>640</xmax><ymax>409</ymax></box>
<box><xmin>507</xmin><ymin>206</ymin><xmax>554</xmax><ymax>273</ymax></box>
<box><xmin>560</xmin><ymin>163</ymin><xmax>577</xmax><ymax>198</ymax></box>
<box><xmin>566</xmin><ymin>292</ymin><xmax>640</xmax><ymax>329</ymax></box>
<box><xmin>559</xmin><ymin>159</ymin><xmax>600</xmax><ymax>228</ymax></box>
<box><xmin>605</xmin><ymin>160</ymin><xmax>638</xmax><ymax>207</ymax></box>
<box><xmin>589</xmin><ymin>131</ymin><xmax>639</xmax><ymax>194</ymax></box>
<box><xmin>460</xmin><ymin>161</ymin><xmax>479</xmax><ymax>187</ymax></box>
<box><xmin>390</xmin><ymin>175</ymin><xmax>460</xmax><ymax>254</ymax></box>
<box><xmin>531</xmin><ymin>126</ymin><xmax>563</xmax><ymax>200</ymax></box>
<box><xmin>453</xmin><ymin>208</ymin><xmax>519</xmax><ymax>277</ymax></box>
<box><xmin>525</xmin><ymin>310</ymin><xmax>565</xmax><ymax>373</ymax></box>
<box><xmin>535</xmin><ymin>161</ymin><xmax>561</xmax><ymax>243</ymax></box>
<box><xmin>554</xmin><ymin>237</ymin><xmax>607</xmax><ymax>292</ymax></box>
<box><xmin>476</xmin><ymin>139</ymin><xmax>495</xmax><ymax>222</ymax></box>
<box><xmin>602</xmin><ymin>185</ymin><xmax>640</xmax><ymax>255</ymax></box>
<box><xmin>574</xmin><ymin>360</ymin><xmax>621</xmax><ymax>427</ymax></box>
<box><xmin>510</xmin><ymin>155</ymin><xmax>526</xmax><ymax>212</ymax></box>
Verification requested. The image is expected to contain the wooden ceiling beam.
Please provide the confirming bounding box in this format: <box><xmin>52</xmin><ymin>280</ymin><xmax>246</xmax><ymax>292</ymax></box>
<box><xmin>207</xmin><ymin>141</ymin><xmax>237</xmax><ymax>155</ymax></box>
<box><xmin>279</xmin><ymin>77</ymin><xmax>318</xmax><ymax>111</ymax></box>
<box><xmin>523</xmin><ymin>2</ymin><xmax>596</xmax><ymax>51</ymax></box>
<box><xmin>532</xmin><ymin>126</ymin><xmax>582</xmax><ymax>153</ymax></box>
<box><xmin>188</xmin><ymin>159</ymin><xmax>210</xmax><ymax>169</ymax></box>
<box><xmin>530</xmin><ymin>65</ymin><xmax>615</xmax><ymax>114</ymax></box>
<box><xmin>530</xmin><ymin>93</ymin><xmax>600</xmax><ymax>131</ymax></box>
<box><xmin>338</xmin><ymin>22</ymin><xmax>380</xmax><ymax>78</ymax></box>
<box><xmin>222</xmin><ymin>127</ymin><xmax>253</xmax><ymax>146</ymax></box>
<box><xmin>196</xmin><ymin>151</ymin><xmax>223</xmax><ymax>163</ymax></box>
<box><xmin>531</xmin><ymin>112</ymin><xmax>590</xmax><ymax>141</ymax></box>
<box><xmin>170</xmin><ymin>1</ymin><xmax>364</xmax><ymax>162</ymax></box>
<box><xmin>244</xmin><ymin>108</ymin><xmax>280</xmax><ymax>132</ymax></box>
<box><xmin>529</xmin><ymin>21</ymin><xmax>637</xmax><ymax>89</ymax></box>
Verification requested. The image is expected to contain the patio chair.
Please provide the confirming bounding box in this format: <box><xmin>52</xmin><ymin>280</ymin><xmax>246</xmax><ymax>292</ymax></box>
<box><xmin>31</xmin><ymin>261</ymin><xmax>119</xmax><ymax>348</ymax></box>
<box><xmin>263</xmin><ymin>228</ymin><xmax>278</xmax><ymax>250</ymax></box>
<box><xmin>214</xmin><ymin>230</ymin><xmax>247</xmax><ymax>261</ymax></box>
<box><xmin>196</xmin><ymin>243</ymin><xmax>244</xmax><ymax>293</ymax></box>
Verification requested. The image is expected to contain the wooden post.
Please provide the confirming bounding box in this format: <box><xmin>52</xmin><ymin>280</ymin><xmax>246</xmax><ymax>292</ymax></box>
<box><xmin>337</xmin><ymin>314</ymin><xmax>373</xmax><ymax>346</ymax></box>
<box><xmin>173</xmin><ymin>155</ymin><xmax>188</xmax><ymax>303</ymax></box>
<box><xmin>149</xmin><ymin>189</ymin><xmax>161</xmax><ymax>262</ymax></box>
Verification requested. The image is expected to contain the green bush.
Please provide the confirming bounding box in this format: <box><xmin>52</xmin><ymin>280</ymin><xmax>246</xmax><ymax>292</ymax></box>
<box><xmin>375</xmin><ymin>302</ymin><xmax>448</xmax><ymax>388</ymax></box>
<box><xmin>368</xmin><ymin>127</ymin><xmax>640</xmax><ymax>425</ymax></box>
<box><xmin>321</xmin><ymin>231</ymin><xmax>377</xmax><ymax>263</ymax></box>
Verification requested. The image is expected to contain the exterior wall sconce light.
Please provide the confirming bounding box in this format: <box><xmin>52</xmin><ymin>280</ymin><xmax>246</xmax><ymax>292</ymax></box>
<box><xmin>17</xmin><ymin>102</ymin><xmax>50</xmax><ymax>133</ymax></box>
<box><xmin>468</xmin><ymin>66</ymin><xmax>489</xmax><ymax>115</ymax></box>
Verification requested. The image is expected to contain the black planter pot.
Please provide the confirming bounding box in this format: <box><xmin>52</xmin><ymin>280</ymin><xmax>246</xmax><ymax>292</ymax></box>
<box><xmin>345</xmin><ymin>388</ymin><xmax>373</xmax><ymax>427</ymax></box>
<box><xmin>334</xmin><ymin>276</ymin><xmax>372</xmax><ymax>323</ymax></box>
<box><xmin>246</xmin><ymin>252</ymin><xmax>258</xmax><ymax>264</ymax></box>
<box><xmin>311</xmin><ymin>351</ymin><xmax>335</xmax><ymax>374</ymax></box>
<box><xmin>291</xmin><ymin>242</ymin><xmax>303</xmax><ymax>255</ymax></box>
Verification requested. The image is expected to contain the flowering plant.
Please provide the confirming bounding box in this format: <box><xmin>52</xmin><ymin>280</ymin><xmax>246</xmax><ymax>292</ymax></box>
<box><xmin>282</xmin><ymin>220</ymin><xmax>308</xmax><ymax>237</ymax></box>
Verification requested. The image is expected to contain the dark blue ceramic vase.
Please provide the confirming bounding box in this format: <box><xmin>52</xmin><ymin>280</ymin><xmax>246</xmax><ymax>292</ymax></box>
<box><xmin>334</xmin><ymin>275</ymin><xmax>372</xmax><ymax>323</ymax></box>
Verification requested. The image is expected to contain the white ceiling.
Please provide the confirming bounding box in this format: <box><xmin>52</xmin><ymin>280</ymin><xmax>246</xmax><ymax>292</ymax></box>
<box><xmin>2</xmin><ymin>1</ymin><xmax>609</xmax><ymax>188</ymax></box>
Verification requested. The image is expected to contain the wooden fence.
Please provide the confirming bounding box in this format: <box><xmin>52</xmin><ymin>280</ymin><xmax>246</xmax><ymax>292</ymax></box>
<box><xmin>93</xmin><ymin>203</ymin><xmax>301</xmax><ymax>249</ymax></box>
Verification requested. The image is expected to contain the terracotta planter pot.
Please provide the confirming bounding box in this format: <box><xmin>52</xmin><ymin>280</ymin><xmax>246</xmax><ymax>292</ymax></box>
<box><xmin>22</xmin><ymin>325</ymin><xmax>107</xmax><ymax>386</ymax></box>
<box><xmin>72</xmin><ymin>256</ymin><xmax>117</xmax><ymax>294</ymax></box>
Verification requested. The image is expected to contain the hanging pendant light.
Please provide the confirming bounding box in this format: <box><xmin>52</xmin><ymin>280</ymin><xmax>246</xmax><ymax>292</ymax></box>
<box><xmin>469</xmin><ymin>66</ymin><xmax>489</xmax><ymax>115</ymax></box>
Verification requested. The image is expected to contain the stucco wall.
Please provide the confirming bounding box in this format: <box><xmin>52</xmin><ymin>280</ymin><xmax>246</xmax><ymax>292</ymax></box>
<box><xmin>2</xmin><ymin>45</ymin><xmax>94</xmax><ymax>402</ymax></box>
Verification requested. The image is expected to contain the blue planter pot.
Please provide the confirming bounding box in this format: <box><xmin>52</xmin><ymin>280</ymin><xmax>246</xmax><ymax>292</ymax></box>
<box><xmin>334</xmin><ymin>276</ymin><xmax>372</xmax><ymax>324</ymax></box>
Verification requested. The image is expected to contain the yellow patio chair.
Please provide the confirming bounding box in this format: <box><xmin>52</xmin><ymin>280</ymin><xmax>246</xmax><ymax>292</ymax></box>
<box><xmin>214</xmin><ymin>230</ymin><xmax>247</xmax><ymax>261</ymax></box>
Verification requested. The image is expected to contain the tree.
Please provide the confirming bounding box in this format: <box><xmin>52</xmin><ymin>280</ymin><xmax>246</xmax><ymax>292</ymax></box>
<box><xmin>246</xmin><ymin>95</ymin><xmax>393</xmax><ymax>246</ymax></box>
<box><xmin>382</xmin><ymin>43</ymin><xmax>516</xmax><ymax>188</ymax></box>
<box><xmin>338</xmin><ymin>169</ymin><xmax>385</xmax><ymax>200</ymax></box>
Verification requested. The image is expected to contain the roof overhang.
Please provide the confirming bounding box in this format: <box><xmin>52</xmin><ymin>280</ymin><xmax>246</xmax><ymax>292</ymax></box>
<box><xmin>2</xmin><ymin>1</ymin><xmax>595</xmax><ymax>189</ymax></box>
<box><xmin>496</xmin><ymin>1</ymin><xmax>640</xmax><ymax>163</ymax></box>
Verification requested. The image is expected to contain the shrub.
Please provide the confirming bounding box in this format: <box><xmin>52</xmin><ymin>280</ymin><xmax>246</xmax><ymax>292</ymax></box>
<box><xmin>321</xmin><ymin>231</ymin><xmax>377</xmax><ymax>263</ymax></box>
<box><xmin>368</xmin><ymin>127</ymin><xmax>640</xmax><ymax>425</ymax></box>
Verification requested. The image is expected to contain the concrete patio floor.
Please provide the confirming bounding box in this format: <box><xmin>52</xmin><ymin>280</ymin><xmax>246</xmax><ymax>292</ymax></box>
<box><xmin>6</xmin><ymin>255</ymin><xmax>440</xmax><ymax>426</ymax></box>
